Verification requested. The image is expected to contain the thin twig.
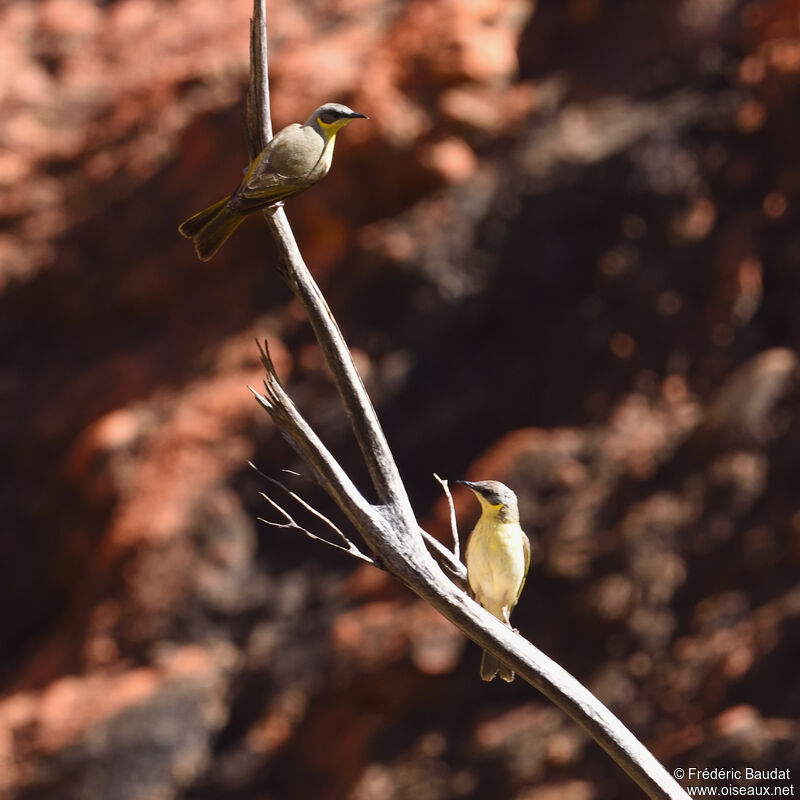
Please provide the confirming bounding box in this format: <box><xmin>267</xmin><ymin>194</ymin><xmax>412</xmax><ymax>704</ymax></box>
<box><xmin>248</xmin><ymin>383</ymin><xmax>370</xmax><ymax>532</ymax></box>
<box><xmin>433</xmin><ymin>473</ymin><xmax>459</xmax><ymax>558</ymax></box>
<box><xmin>248</xmin><ymin>344</ymin><xmax>459</xmax><ymax>580</ymax></box>
<box><xmin>266</xmin><ymin>477</ymin><xmax>350</xmax><ymax>545</ymax></box>
<box><xmin>250</xmin><ymin>461</ymin><xmax>363</xmax><ymax>552</ymax></box>
<box><xmin>417</xmin><ymin>527</ymin><xmax>466</xmax><ymax>588</ymax></box>
<box><xmin>258</xmin><ymin>492</ymin><xmax>377</xmax><ymax>567</ymax></box>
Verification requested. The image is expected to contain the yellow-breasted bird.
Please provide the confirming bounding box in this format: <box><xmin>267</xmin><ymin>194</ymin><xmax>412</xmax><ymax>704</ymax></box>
<box><xmin>459</xmin><ymin>480</ymin><xmax>530</xmax><ymax>682</ymax></box>
<box><xmin>179</xmin><ymin>102</ymin><xmax>368</xmax><ymax>261</ymax></box>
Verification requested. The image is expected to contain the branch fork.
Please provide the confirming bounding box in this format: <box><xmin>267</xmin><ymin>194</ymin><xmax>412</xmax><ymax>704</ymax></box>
<box><xmin>243</xmin><ymin>2</ymin><xmax>688</xmax><ymax>797</ymax></box>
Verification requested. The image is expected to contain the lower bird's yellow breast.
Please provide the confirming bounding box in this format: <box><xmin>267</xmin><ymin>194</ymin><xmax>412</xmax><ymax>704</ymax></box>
<box><xmin>465</xmin><ymin>517</ymin><xmax>528</xmax><ymax>617</ymax></box>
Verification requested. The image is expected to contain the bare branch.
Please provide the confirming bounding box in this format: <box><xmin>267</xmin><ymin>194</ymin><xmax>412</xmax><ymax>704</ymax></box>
<box><xmin>254</xmin><ymin>337</ymin><xmax>285</xmax><ymax>401</ymax></box>
<box><xmin>250</xmin><ymin>461</ymin><xmax>359</xmax><ymax>550</ymax></box>
<box><xmin>433</xmin><ymin>473</ymin><xmax>459</xmax><ymax>558</ymax></box>
<box><xmin>251</xmin><ymin>338</ymin><xmax>367</xmax><ymax>519</ymax></box>
<box><xmin>250</xmin><ymin>374</ymin><xmax>464</xmax><ymax>586</ymax></box>
<box><xmin>246</xmin><ymin>0</ymin><xmax>271</xmax><ymax>158</ymax></box>
<box><xmin>258</xmin><ymin>492</ymin><xmax>377</xmax><ymax>567</ymax></box>
<box><xmin>264</xmin><ymin>210</ymin><xmax>419</xmax><ymax>521</ymax></box>
<box><xmin>419</xmin><ymin>474</ymin><xmax>465</xmax><ymax>587</ymax></box>
<box><xmin>243</xmin><ymin>1</ymin><xmax>417</xmax><ymax>519</ymax></box>
<box><xmin>243</xmin><ymin>4</ymin><xmax>689</xmax><ymax>798</ymax></box>
<box><xmin>248</xmin><ymin>383</ymin><xmax>372</xmax><ymax>534</ymax></box>
<box><xmin>418</xmin><ymin>527</ymin><xmax>466</xmax><ymax>589</ymax></box>
<box><xmin>268</xmin><ymin>478</ymin><xmax>349</xmax><ymax>543</ymax></box>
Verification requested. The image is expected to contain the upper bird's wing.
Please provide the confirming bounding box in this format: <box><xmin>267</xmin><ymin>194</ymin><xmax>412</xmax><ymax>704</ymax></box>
<box><xmin>228</xmin><ymin>123</ymin><xmax>323</xmax><ymax>213</ymax></box>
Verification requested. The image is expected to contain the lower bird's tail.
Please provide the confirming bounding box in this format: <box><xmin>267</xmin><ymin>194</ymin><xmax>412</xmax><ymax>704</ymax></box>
<box><xmin>178</xmin><ymin>195</ymin><xmax>246</xmax><ymax>261</ymax></box>
<box><xmin>480</xmin><ymin>649</ymin><xmax>515</xmax><ymax>683</ymax></box>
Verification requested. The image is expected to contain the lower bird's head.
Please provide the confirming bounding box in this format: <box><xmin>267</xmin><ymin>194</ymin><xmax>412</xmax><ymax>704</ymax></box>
<box><xmin>306</xmin><ymin>103</ymin><xmax>368</xmax><ymax>138</ymax></box>
<box><xmin>458</xmin><ymin>480</ymin><xmax>520</xmax><ymax>522</ymax></box>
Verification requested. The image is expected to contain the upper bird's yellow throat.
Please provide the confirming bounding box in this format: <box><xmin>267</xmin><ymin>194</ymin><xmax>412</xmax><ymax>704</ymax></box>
<box><xmin>317</xmin><ymin>115</ymin><xmax>355</xmax><ymax>140</ymax></box>
<box><xmin>314</xmin><ymin>116</ymin><xmax>352</xmax><ymax>169</ymax></box>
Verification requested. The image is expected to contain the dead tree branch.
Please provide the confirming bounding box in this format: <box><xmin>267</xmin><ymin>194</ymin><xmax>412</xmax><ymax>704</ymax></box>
<box><xmin>253</xmin><ymin>467</ymin><xmax>377</xmax><ymax>567</ymax></box>
<box><xmin>245</xmin><ymin>2</ymin><xmax>688</xmax><ymax>797</ymax></box>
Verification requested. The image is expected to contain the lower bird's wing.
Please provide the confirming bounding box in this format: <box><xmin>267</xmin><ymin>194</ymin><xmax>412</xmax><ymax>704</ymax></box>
<box><xmin>515</xmin><ymin>532</ymin><xmax>531</xmax><ymax>604</ymax></box>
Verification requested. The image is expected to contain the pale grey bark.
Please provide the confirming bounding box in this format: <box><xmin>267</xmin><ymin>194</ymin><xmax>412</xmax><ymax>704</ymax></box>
<box><xmin>246</xmin><ymin>2</ymin><xmax>688</xmax><ymax>797</ymax></box>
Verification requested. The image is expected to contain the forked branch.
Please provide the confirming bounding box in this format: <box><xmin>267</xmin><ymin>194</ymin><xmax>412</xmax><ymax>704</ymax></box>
<box><xmin>253</xmin><ymin>465</ymin><xmax>378</xmax><ymax>567</ymax></box>
<box><xmin>245</xmin><ymin>2</ymin><xmax>688</xmax><ymax>797</ymax></box>
<box><xmin>250</xmin><ymin>338</ymin><xmax>466</xmax><ymax>584</ymax></box>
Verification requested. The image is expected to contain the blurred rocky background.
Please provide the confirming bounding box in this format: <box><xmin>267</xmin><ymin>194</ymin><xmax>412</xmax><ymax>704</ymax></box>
<box><xmin>2</xmin><ymin>0</ymin><xmax>800</xmax><ymax>797</ymax></box>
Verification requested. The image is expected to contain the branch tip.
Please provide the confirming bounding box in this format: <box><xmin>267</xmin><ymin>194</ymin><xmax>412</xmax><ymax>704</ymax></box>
<box><xmin>248</xmin><ymin>384</ymin><xmax>273</xmax><ymax>411</ymax></box>
<box><xmin>434</xmin><ymin>473</ymin><xmax>460</xmax><ymax>558</ymax></box>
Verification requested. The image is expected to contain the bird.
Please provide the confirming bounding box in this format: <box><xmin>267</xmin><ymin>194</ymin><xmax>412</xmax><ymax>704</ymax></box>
<box><xmin>459</xmin><ymin>480</ymin><xmax>530</xmax><ymax>682</ymax></box>
<box><xmin>178</xmin><ymin>102</ymin><xmax>368</xmax><ymax>261</ymax></box>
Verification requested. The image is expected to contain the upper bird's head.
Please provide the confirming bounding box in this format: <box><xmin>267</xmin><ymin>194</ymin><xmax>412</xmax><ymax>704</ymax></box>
<box><xmin>306</xmin><ymin>103</ymin><xmax>368</xmax><ymax>137</ymax></box>
<box><xmin>458</xmin><ymin>480</ymin><xmax>520</xmax><ymax>522</ymax></box>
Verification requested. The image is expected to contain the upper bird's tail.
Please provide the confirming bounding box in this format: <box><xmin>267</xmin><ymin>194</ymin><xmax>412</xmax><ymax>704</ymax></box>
<box><xmin>178</xmin><ymin>195</ymin><xmax>246</xmax><ymax>261</ymax></box>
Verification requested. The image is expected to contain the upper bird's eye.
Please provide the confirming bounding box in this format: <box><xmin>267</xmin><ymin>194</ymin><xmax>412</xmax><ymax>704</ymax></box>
<box><xmin>319</xmin><ymin>109</ymin><xmax>339</xmax><ymax>124</ymax></box>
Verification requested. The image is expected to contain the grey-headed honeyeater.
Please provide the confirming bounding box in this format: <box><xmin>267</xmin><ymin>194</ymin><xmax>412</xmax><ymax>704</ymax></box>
<box><xmin>459</xmin><ymin>480</ymin><xmax>530</xmax><ymax>682</ymax></box>
<box><xmin>178</xmin><ymin>103</ymin><xmax>368</xmax><ymax>261</ymax></box>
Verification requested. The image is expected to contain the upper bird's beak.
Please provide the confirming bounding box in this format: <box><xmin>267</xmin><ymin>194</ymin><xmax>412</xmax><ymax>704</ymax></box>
<box><xmin>455</xmin><ymin>480</ymin><xmax>478</xmax><ymax>491</ymax></box>
<box><xmin>348</xmin><ymin>111</ymin><xmax>369</xmax><ymax>120</ymax></box>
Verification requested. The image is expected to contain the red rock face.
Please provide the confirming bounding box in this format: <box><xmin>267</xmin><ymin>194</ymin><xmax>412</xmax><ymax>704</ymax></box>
<box><xmin>2</xmin><ymin>0</ymin><xmax>800</xmax><ymax>798</ymax></box>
